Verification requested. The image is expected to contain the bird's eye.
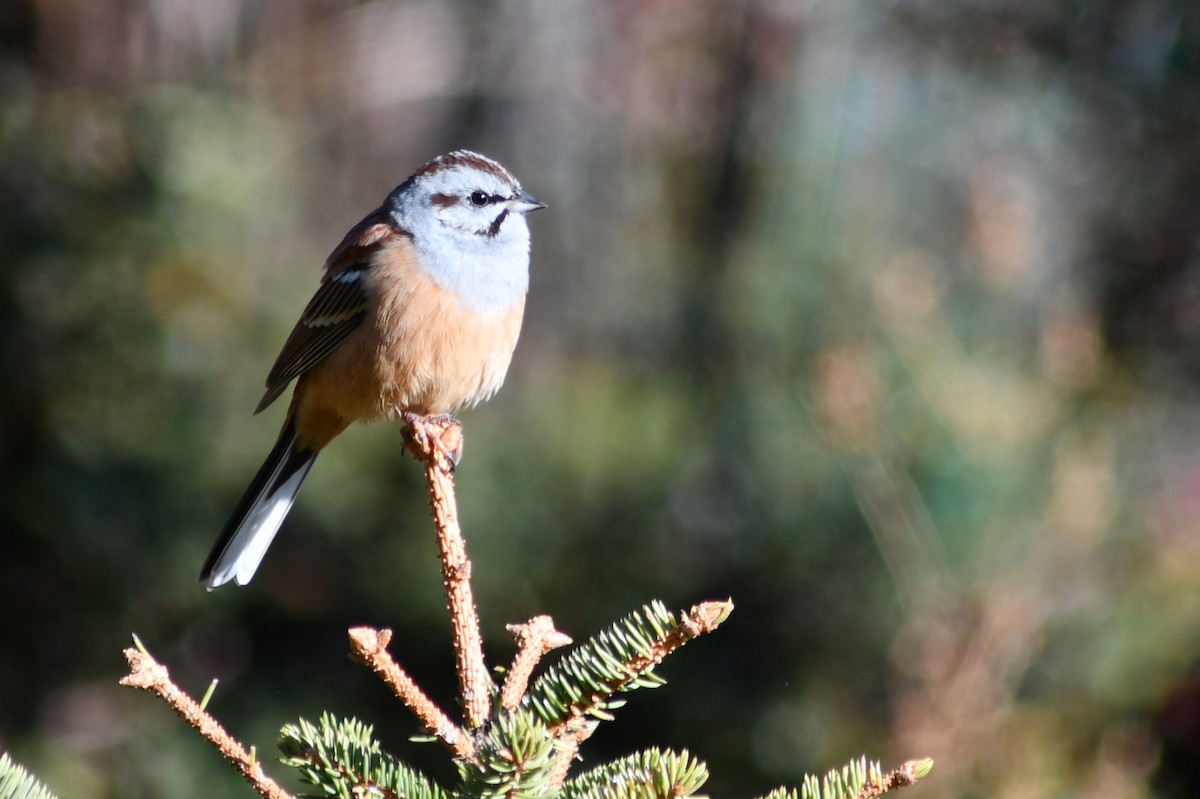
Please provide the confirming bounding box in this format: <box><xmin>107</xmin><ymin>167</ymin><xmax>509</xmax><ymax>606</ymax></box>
<box><xmin>469</xmin><ymin>190</ymin><xmax>490</xmax><ymax>207</ymax></box>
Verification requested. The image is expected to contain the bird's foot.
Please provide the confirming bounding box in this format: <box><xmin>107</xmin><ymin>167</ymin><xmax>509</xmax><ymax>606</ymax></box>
<box><xmin>402</xmin><ymin>413</ymin><xmax>464</xmax><ymax>470</ymax></box>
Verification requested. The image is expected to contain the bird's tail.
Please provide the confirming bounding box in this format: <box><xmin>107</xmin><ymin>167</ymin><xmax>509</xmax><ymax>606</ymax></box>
<box><xmin>200</xmin><ymin>418</ymin><xmax>317</xmax><ymax>589</ymax></box>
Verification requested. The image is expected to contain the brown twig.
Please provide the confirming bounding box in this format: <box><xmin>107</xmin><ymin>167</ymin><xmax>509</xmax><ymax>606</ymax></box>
<box><xmin>501</xmin><ymin>616</ymin><xmax>572</xmax><ymax>710</ymax></box>
<box><xmin>546</xmin><ymin>719</ymin><xmax>598</xmax><ymax>791</ymax></box>
<box><xmin>120</xmin><ymin>644</ymin><xmax>293</xmax><ymax>799</ymax></box>
<box><xmin>403</xmin><ymin>414</ymin><xmax>494</xmax><ymax>728</ymax></box>
<box><xmin>347</xmin><ymin>626</ymin><xmax>475</xmax><ymax>762</ymax></box>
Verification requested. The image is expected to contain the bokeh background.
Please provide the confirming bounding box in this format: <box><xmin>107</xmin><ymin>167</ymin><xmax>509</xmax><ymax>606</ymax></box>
<box><xmin>3</xmin><ymin>1</ymin><xmax>1200</xmax><ymax>797</ymax></box>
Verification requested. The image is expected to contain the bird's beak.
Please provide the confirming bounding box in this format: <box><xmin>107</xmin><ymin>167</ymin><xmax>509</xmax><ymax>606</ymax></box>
<box><xmin>512</xmin><ymin>190</ymin><xmax>547</xmax><ymax>214</ymax></box>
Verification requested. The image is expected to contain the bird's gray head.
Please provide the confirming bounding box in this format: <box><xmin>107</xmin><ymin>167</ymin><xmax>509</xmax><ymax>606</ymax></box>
<box><xmin>388</xmin><ymin>151</ymin><xmax>545</xmax><ymax>310</ymax></box>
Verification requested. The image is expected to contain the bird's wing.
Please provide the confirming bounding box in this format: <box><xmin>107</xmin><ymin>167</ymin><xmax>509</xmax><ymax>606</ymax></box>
<box><xmin>255</xmin><ymin>210</ymin><xmax>407</xmax><ymax>413</ymax></box>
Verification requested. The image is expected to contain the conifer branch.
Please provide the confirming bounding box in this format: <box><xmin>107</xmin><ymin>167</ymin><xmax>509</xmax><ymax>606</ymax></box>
<box><xmin>855</xmin><ymin>759</ymin><xmax>933</xmax><ymax>798</ymax></box>
<box><xmin>502</xmin><ymin>616</ymin><xmax>573</xmax><ymax>711</ymax></box>
<box><xmin>524</xmin><ymin>600</ymin><xmax>732</xmax><ymax>732</ymax></box>
<box><xmin>0</xmin><ymin>751</ymin><xmax>60</xmax><ymax>799</ymax></box>
<box><xmin>279</xmin><ymin>713</ymin><xmax>450</xmax><ymax>799</ymax></box>
<box><xmin>403</xmin><ymin>413</ymin><xmax>495</xmax><ymax>729</ymax></box>
<box><xmin>622</xmin><ymin>601</ymin><xmax>731</xmax><ymax>677</ymax></box>
<box><xmin>347</xmin><ymin>626</ymin><xmax>475</xmax><ymax>761</ymax></box>
<box><xmin>119</xmin><ymin>642</ymin><xmax>293</xmax><ymax>799</ymax></box>
<box><xmin>457</xmin><ymin>708</ymin><xmax>560</xmax><ymax>799</ymax></box>
<box><xmin>559</xmin><ymin>748</ymin><xmax>709</xmax><ymax>799</ymax></box>
<box><xmin>118</xmin><ymin>411</ymin><xmax>935</xmax><ymax>799</ymax></box>
<box><xmin>757</xmin><ymin>756</ymin><xmax>933</xmax><ymax>799</ymax></box>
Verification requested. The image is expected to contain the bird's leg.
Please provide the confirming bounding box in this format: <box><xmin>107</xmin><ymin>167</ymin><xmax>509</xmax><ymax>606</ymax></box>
<box><xmin>402</xmin><ymin>413</ymin><xmax>464</xmax><ymax>469</ymax></box>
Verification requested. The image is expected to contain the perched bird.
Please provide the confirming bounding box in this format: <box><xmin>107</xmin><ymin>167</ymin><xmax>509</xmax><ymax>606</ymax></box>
<box><xmin>200</xmin><ymin>150</ymin><xmax>545</xmax><ymax>589</ymax></box>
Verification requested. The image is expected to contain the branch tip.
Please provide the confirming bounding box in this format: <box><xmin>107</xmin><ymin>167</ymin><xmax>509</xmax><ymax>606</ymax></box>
<box><xmin>348</xmin><ymin>626</ymin><xmax>392</xmax><ymax>658</ymax></box>
<box><xmin>346</xmin><ymin>624</ymin><xmax>475</xmax><ymax>761</ymax></box>
<box><xmin>686</xmin><ymin>600</ymin><xmax>734</xmax><ymax>633</ymax></box>
<box><xmin>501</xmin><ymin>615</ymin><xmax>573</xmax><ymax>709</ymax></box>
<box><xmin>119</xmin><ymin>641</ymin><xmax>294</xmax><ymax>799</ymax></box>
<box><xmin>506</xmin><ymin>615</ymin><xmax>572</xmax><ymax>652</ymax></box>
<box><xmin>855</xmin><ymin>757</ymin><xmax>934</xmax><ymax>799</ymax></box>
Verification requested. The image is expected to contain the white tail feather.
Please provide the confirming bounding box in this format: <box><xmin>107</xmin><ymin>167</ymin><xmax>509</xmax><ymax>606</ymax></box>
<box><xmin>204</xmin><ymin>464</ymin><xmax>311</xmax><ymax>590</ymax></box>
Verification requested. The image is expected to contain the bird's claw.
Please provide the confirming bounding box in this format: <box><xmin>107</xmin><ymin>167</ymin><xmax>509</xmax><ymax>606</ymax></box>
<box><xmin>403</xmin><ymin>413</ymin><xmax>464</xmax><ymax>470</ymax></box>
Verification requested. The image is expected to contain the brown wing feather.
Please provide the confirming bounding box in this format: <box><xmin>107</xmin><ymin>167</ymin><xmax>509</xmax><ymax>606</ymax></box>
<box><xmin>254</xmin><ymin>212</ymin><xmax>406</xmax><ymax>414</ymax></box>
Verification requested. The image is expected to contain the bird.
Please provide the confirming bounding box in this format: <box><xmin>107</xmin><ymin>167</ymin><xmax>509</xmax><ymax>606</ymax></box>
<box><xmin>200</xmin><ymin>150</ymin><xmax>545</xmax><ymax>590</ymax></box>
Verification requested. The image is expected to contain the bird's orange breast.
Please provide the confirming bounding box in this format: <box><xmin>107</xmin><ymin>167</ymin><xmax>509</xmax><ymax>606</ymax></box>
<box><xmin>291</xmin><ymin>238</ymin><xmax>525</xmax><ymax>448</ymax></box>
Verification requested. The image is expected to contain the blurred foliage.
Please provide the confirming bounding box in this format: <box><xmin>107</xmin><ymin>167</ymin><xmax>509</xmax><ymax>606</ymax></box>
<box><xmin>2</xmin><ymin>0</ymin><xmax>1199</xmax><ymax>797</ymax></box>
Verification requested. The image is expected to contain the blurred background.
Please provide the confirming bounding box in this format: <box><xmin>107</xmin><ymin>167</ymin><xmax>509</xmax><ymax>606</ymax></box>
<box><xmin>2</xmin><ymin>0</ymin><xmax>1199</xmax><ymax>796</ymax></box>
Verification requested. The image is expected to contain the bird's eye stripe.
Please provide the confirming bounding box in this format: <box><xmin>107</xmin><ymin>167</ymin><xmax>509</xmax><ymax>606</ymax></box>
<box><xmin>485</xmin><ymin>208</ymin><xmax>509</xmax><ymax>238</ymax></box>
